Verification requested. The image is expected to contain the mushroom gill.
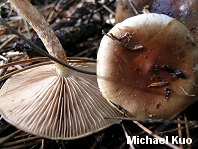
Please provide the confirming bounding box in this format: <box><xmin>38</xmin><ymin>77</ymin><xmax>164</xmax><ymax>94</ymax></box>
<box><xmin>0</xmin><ymin>62</ymin><xmax>122</xmax><ymax>140</ymax></box>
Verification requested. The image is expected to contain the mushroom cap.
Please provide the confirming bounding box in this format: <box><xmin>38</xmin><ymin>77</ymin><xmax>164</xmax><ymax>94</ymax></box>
<box><xmin>97</xmin><ymin>13</ymin><xmax>198</xmax><ymax>119</ymax></box>
<box><xmin>0</xmin><ymin>61</ymin><xmax>122</xmax><ymax>140</ymax></box>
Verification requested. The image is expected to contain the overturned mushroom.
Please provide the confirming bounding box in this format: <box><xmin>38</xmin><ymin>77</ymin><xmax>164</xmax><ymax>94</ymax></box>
<box><xmin>0</xmin><ymin>61</ymin><xmax>122</xmax><ymax>140</ymax></box>
<box><xmin>97</xmin><ymin>13</ymin><xmax>198</xmax><ymax>119</ymax></box>
<box><xmin>0</xmin><ymin>0</ymin><xmax>122</xmax><ymax>140</ymax></box>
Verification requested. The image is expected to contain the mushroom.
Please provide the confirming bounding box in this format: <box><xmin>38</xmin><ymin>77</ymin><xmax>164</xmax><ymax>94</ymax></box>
<box><xmin>97</xmin><ymin>13</ymin><xmax>198</xmax><ymax>119</ymax></box>
<box><xmin>0</xmin><ymin>0</ymin><xmax>122</xmax><ymax>140</ymax></box>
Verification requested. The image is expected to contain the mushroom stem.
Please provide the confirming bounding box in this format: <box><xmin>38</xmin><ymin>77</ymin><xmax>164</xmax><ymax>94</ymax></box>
<box><xmin>9</xmin><ymin>0</ymin><xmax>69</xmax><ymax>77</ymax></box>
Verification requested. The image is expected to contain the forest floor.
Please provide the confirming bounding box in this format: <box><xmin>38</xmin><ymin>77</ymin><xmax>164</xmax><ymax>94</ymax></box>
<box><xmin>0</xmin><ymin>0</ymin><xmax>198</xmax><ymax>149</ymax></box>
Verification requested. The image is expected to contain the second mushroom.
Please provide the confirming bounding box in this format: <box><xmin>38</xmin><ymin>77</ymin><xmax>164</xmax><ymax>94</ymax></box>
<box><xmin>97</xmin><ymin>13</ymin><xmax>198</xmax><ymax>119</ymax></box>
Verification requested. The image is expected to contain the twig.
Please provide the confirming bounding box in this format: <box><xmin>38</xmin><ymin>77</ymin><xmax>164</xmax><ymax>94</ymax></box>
<box><xmin>184</xmin><ymin>114</ymin><xmax>191</xmax><ymax>149</ymax></box>
<box><xmin>1</xmin><ymin>136</ymin><xmax>42</xmax><ymax>147</ymax></box>
<box><xmin>0</xmin><ymin>35</ymin><xmax>17</xmax><ymax>49</ymax></box>
<box><xmin>128</xmin><ymin>0</ymin><xmax>139</xmax><ymax>15</ymax></box>
<box><xmin>1</xmin><ymin>139</ymin><xmax>42</xmax><ymax>148</ymax></box>
<box><xmin>133</xmin><ymin>121</ymin><xmax>181</xmax><ymax>149</ymax></box>
<box><xmin>102</xmin><ymin>30</ymin><xmax>143</xmax><ymax>51</ymax></box>
<box><xmin>104</xmin><ymin>116</ymin><xmax>198</xmax><ymax>125</ymax></box>
<box><xmin>180</xmin><ymin>86</ymin><xmax>196</xmax><ymax>97</ymax></box>
<box><xmin>153</xmin><ymin>98</ymin><xmax>198</xmax><ymax>133</ymax></box>
<box><xmin>120</xmin><ymin>123</ymin><xmax>135</xmax><ymax>149</ymax></box>
<box><xmin>0</xmin><ymin>130</ymin><xmax>22</xmax><ymax>146</ymax></box>
<box><xmin>177</xmin><ymin>118</ymin><xmax>183</xmax><ymax>149</ymax></box>
<box><xmin>0</xmin><ymin>61</ymin><xmax>52</xmax><ymax>81</ymax></box>
<box><xmin>102</xmin><ymin>4</ymin><xmax>115</xmax><ymax>15</ymax></box>
<box><xmin>90</xmin><ymin>132</ymin><xmax>105</xmax><ymax>149</ymax></box>
<box><xmin>0</xmin><ymin>57</ymin><xmax>49</xmax><ymax>69</ymax></box>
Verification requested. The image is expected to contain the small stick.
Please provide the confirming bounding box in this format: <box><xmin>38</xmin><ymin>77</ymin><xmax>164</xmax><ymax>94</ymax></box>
<box><xmin>177</xmin><ymin>118</ymin><xmax>183</xmax><ymax>149</ymax></box>
<box><xmin>0</xmin><ymin>57</ymin><xmax>49</xmax><ymax>69</ymax></box>
<box><xmin>0</xmin><ymin>130</ymin><xmax>22</xmax><ymax>146</ymax></box>
<box><xmin>0</xmin><ymin>35</ymin><xmax>17</xmax><ymax>49</ymax></box>
<box><xmin>102</xmin><ymin>4</ymin><xmax>115</xmax><ymax>15</ymax></box>
<box><xmin>102</xmin><ymin>30</ymin><xmax>143</xmax><ymax>50</ymax></box>
<box><xmin>128</xmin><ymin>0</ymin><xmax>139</xmax><ymax>15</ymax></box>
<box><xmin>133</xmin><ymin>121</ymin><xmax>181</xmax><ymax>149</ymax></box>
<box><xmin>0</xmin><ymin>57</ymin><xmax>96</xmax><ymax>69</ymax></box>
<box><xmin>1</xmin><ymin>136</ymin><xmax>42</xmax><ymax>147</ymax></box>
<box><xmin>120</xmin><ymin>122</ymin><xmax>135</xmax><ymax>149</ymax></box>
<box><xmin>184</xmin><ymin>114</ymin><xmax>191</xmax><ymax>149</ymax></box>
<box><xmin>193</xmin><ymin>82</ymin><xmax>198</xmax><ymax>87</ymax></box>
<box><xmin>180</xmin><ymin>86</ymin><xmax>196</xmax><ymax>97</ymax></box>
<box><xmin>0</xmin><ymin>61</ymin><xmax>52</xmax><ymax>81</ymax></box>
<box><xmin>104</xmin><ymin>116</ymin><xmax>198</xmax><ymax>125</ymax></box>
<box><xmin>153</xmin><ymin>99</ymin><xmax>198</xmax><ymax>133</ymax></box>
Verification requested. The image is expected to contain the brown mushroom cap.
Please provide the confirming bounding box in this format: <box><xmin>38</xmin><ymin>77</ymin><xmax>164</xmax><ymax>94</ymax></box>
<box><xmin>0</xmin><ymin>61</ymin><xmax>122</xmax><ymax>140</ymax></box>
<box><xmin>97</xmin><ymin>13</ymin><xmax>198</xmax><ymax>119</ymax></box>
